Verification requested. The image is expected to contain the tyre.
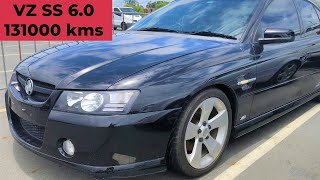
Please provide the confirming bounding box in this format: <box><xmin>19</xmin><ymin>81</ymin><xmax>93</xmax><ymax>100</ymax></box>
<box><xmin>113</xmin><ymin>27</ymin><xmax>117</xmax><ymax>30</ymax></box>
<box><xmin>121</xmin><ymin>22</ymin><xmax>127</xmax><ymax>31</ymax></box>
<box><xmin>313</xmin><ymin>95</ymin><xmax>320</xmax><ymax>102</ymax></box>
<box><xmin>167</xmin><ymin>88</ymin><xmax>232</xmax><ymax>177</ymax></box>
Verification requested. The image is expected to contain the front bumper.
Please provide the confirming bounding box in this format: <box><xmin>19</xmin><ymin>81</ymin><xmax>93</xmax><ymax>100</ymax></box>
<box><xmin>5</xmin><ymin>87</ymin><xmax>181</xmax><ymax>178</ymax></box>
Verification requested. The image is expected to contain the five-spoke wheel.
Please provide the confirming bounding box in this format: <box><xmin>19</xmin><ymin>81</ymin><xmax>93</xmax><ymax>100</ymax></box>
<box><xmin>168</xmin><ymin>88</ymin><xmax>232</xmax><ymax>177</ymax></box>
<box><xmin>185</xmin><ymin>98</ymin><xmax>229</xmax><ymax>169</ymax></box>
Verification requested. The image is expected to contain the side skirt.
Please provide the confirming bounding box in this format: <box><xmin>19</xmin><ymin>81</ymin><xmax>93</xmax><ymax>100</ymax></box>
<box><xmin>233</xmin><ymin>91</ymin><xmax>320</xmax><ymax>138</ymax></box>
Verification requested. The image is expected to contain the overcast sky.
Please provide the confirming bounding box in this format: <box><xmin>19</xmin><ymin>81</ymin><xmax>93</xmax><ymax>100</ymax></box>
<box><xmin>113</xmin><ymin>0</ymin><xmax>172</xmax><ymax>7</ymax></box>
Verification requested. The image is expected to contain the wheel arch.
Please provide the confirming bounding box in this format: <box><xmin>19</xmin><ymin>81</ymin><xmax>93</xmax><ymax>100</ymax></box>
<box><xmin>184</xmin><ymin>83</ymin><xmax>238</xmax><ymax>127</ymax></box>
<box><xmin>211</xmin><ymin>84</ymin><xmax>238</xmax><ymax>125</ymax></box>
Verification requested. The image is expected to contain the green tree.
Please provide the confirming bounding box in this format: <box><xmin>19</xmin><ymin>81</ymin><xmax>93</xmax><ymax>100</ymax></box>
<box><xmin>147</xmin><ymin>1</ymin><xmax>169</xmax><ymax>10</ymax></box>
<box><xmin>124</xmin><ymin>0</ymin><xmax>139</xmax><ymax>6</ymax></box>
<box><xmin>154</xmin><ymin>1</ymin><xmax>169</xmax><ymax>10</ymax></box>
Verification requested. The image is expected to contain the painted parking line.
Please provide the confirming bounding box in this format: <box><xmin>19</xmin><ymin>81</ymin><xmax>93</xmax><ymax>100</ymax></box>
<box><xmin>214</xmin><ymin>104</ymin><xmax>320</xmax><ymax>180</ymax></box>
<box><xmin>0</xmin><ymin>108</ymin><xmax>6</xmax><ymax>113</ymax></box>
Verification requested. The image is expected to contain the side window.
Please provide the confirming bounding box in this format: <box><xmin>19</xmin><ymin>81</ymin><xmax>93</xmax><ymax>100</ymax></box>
<box><xmin>315</xmin><ymin>7</ymin><xmax>320</xmax><ymax>30</ymax></box>
<box><xmin>113</xmin><ymin>8</ymin><xmax>121</xmax><ymax>16</ymax></box>
<box><xmin>315</xmin><ymin>5</ymin><xmax>320</xmax><ymax>16</ymax></box>
<box><xmin>260</xmin><ymin>0</ymin><xmax>301</xmax><ymax>37</ymax></box>
<box><xmin>296</xmin><ymin>0</ymin><xmax>320</xmax><ymax>36</ymax></box>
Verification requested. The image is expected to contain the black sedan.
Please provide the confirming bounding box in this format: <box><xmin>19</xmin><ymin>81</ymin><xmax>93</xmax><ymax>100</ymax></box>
<box><xmin>5</xmin><ymin>0</ymin><xmax>320</xmax><ymax>178</ymax></box>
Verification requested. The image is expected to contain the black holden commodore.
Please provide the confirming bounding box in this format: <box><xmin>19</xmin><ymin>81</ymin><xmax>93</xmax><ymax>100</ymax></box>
<box><xmin>5</xmin><ymin>0</ymin><xmax>320</xmax><ymax>178</ymax></box>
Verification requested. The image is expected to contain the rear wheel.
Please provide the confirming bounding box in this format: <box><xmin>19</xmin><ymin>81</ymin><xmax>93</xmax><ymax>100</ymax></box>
<box><xmin>121</xmin><ymin>22</ymin><xmax>127</xmax><ymax>31</ymax></box>
<box><xmin>168</xmin><ymin>88</ymin><xmax>232</xmax><ymax>177</ymax></box>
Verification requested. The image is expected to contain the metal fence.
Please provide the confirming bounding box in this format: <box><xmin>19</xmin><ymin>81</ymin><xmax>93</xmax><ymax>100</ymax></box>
<box><xmin>112</xmin><ymin>12</ymin><xmax>149</xmax><ymax>31</ymax></box>
<box><xmin>0</xmin><ymin>12</ymin><xmax>150</xmax><ymax>91</ymax></box>
<box><xmin>0</xmin><ymin>41</ymin><xmax>66</xmax><ymax>91</ymax></box>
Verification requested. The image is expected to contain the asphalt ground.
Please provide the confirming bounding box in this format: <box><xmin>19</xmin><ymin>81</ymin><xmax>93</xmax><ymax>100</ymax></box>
<box><xmin>0</xmin><ymin>35</ymin><xmax>319</xmax><ymax>179</ymax></box>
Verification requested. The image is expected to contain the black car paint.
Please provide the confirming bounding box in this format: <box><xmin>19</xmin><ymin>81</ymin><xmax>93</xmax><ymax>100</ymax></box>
<box><xmin>5</xmin><ymin>0</ymin><xmax>320</xmax><ymax>177</ymax></box>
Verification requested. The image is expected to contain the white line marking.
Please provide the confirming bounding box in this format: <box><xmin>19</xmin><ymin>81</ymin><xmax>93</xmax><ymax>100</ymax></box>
<box><xmin>0</xmin><ymin>70</ymin><xmax>13</xmax><ymax>73</ymax></box>
<box><xmin>0</xmin><ymin>108</ymin><xmax>6</xmax><ymax>113</ymax></box>
<box><xmin>214</xmin><ymin>104</ymin><xmax>320</xmax><ymax>180</ymax></box>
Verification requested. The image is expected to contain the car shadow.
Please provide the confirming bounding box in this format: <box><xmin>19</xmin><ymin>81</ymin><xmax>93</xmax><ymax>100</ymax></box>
<box><xmin>12</xmin><ymin>102</ymin><xmax>318</xmax><ymax>180</ymax></box>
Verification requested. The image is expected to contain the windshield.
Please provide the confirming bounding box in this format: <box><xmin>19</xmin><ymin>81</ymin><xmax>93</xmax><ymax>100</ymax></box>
<box><xmin>129</xmin><ymin>0</ymin><xmax>259</xmax><ymax>39</ymax></box>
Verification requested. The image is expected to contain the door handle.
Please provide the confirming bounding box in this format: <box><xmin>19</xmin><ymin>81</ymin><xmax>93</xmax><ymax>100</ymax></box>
<box><xmin>237</xmin><ymin>78</ymin><xmax>257</xmax><ymax>86</ymax></box>
<box><xmin>301</xmin><ymin>54</ymin><xmax>311</xmax><ymax>61</ymax></box>
<box><xmin>306</xmin><ymin>53</ymin><xmax>312</xmax><ymax>59</ymax></box>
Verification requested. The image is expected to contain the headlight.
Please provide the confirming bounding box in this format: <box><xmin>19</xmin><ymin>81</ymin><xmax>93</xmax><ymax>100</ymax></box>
<box><xmin>9</xmin><ymin>72</ymin><xmax>20</xmax><ymax>91</ymax></box>
<box><xmin>81</xmin><ymin>93</ymin><xmax>104</xmax><ymax>112</ymax></box>
<box><xmin>54</xmin><ymin>91</ymin><xmax>139</xmax><ymax>114</ymax></box>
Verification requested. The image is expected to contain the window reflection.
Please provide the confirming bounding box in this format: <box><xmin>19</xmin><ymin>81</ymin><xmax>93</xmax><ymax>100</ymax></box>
<box><xmin>296</xmin><ymin>0</ymin><xmax>320</xmax><ymax>36</ymax></box>
<box><xmin>261</xmin><ymin>0</ymin><xmax>301</xmax><ymax>36</ymax></box>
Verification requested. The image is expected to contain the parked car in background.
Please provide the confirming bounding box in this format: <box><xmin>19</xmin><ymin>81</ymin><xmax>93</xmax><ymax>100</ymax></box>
<box><xmin>113</xmin><ymin>7</ymin><xmax>142</xmax><ymax>30</ymax></box>
<box><xmin>5</xmin><ymin>0</ymin><xmax>320</xmax><ymax>178</ymax></box>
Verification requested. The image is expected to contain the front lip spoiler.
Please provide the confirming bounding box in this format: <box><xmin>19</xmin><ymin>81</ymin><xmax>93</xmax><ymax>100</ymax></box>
<box><xmin>9</xmin><ymin>123</ymin><xmax>167</xmax><ymax>178</ymax></box>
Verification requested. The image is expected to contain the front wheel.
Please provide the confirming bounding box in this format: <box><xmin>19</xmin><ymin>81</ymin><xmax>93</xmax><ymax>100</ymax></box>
<box><xmin>167</xmin><ymin>88</ymin><xmax>232</xmax><ymax>177</ymax></box>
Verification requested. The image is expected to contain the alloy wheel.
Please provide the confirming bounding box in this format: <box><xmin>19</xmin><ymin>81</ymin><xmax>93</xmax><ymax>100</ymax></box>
<box><xmin>184</xmin><ymin>97</ymin><xmax>229</xmax><ymax>169</ymax></box>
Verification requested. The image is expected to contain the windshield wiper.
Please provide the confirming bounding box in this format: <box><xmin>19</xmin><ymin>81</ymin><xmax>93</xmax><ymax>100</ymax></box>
<box><xmin>137</xmin><ymin>27</ymin><xmax>179</xmax><ymax>33</ymax></box>
<box><xmin>186</xmin><ymin>31</ymin><xmax>237</xmax><ymax>40</ymax></box>
<box><xmin>136</xmin><ymin>28</ymin><xmax>237</xmax><ymax>40</ymax></box>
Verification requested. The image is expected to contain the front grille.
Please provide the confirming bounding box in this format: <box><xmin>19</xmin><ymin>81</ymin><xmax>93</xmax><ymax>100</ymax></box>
<box><xmin>20</xmin><ymin>118</ymin><xmax>45</xmax><ymax>141</ymax></box>
<box><xmin>17</xmin><ymin>73</ymin><xmax>55</xmax><ymax>102</ymax></box>
<box><xmin>11</xmin><ymin>111</ymin><xmax>45</xmax><ymax>148</ymax></box>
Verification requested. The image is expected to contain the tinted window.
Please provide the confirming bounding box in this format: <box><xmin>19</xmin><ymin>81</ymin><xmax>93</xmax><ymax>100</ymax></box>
<box><xmin>296</xmin><ymin>0</ymin><xmax>320</xmax><ymax>36</ymax></box>
<box><xmin>261</xmin><ymin>0</ymin><xmax>301</xmax><ymax>35</ymax></box>
<box><xmin>119</xmin><ymin>8</ymin><xmax>139</xmax><ymax>15</ymax></box>
<box><xmin>114</xmin><ymin>8</ymin><xmax>120</xmax><ymax>12</ymax></box>
<box><xmin>130</xmin><ymin>0</ymin><xmax>259</xmax><ymax>39</ymax></box>
<box><xmin>120</xmin><ymin>8</ymin><xmax>136</xmax><ymax>13</ymax></box>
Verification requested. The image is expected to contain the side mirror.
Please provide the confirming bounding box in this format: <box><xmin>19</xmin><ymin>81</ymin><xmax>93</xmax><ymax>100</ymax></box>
<box><xmin>259</xmin><ymin>28</ymin><xmax>295</xmax><ymax>45</ymax></box>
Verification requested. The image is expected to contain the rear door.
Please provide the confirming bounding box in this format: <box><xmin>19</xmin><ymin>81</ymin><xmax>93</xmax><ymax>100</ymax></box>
<box><xmin>250</xmin><ymin>0</ymin><xmax>315</xmax><ymax>118</ymax></box>
<box><xmin>295</xmin><ymin>0</ymin><xmax>320</xmax><ymax>92</ymax></box>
